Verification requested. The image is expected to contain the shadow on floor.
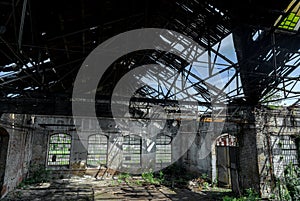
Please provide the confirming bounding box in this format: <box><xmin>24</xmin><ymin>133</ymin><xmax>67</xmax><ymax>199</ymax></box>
<box><xmin>2</xmin><ymin>176</ymin><xmax>233</xmax><ymax>201</ymax></box>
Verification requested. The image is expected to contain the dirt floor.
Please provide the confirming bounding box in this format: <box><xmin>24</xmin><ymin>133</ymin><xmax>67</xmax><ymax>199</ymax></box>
<box><xmin>2</xmin><ymin>175</ymin><xmax>233</xmax><ymax>201</ymax></box>
<box><xmin>2</xmin><ymin>175</ymin><xmax>232</xmax><ymax>201</ymax></box>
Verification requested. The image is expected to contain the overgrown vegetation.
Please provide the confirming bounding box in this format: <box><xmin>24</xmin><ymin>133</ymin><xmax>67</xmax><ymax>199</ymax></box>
<box><xmin>115</xmin><ymin>170</ymin><xmax>164</xmax><ymax>186</ymax></box>
<box><xmin>141</xmin><ymin>170</ymin><xmax>164</xmax><ymax>185</ymax></box>
<box><xmin>116</xmin><ymin>164</ymin><xmax>195</xmax><ymax>187</ymax></box>
<box><xmin>160</xmin><ymin>163</ymin><xmax>193</xmax><ymax>187</ymax></box>
<box><xmin>117</xmin><ymin>172</ymin><xmax>131</xmax><ymax>182</ymax></box>
<box><xmin>188</xmin><ymin>173</ymin><xmax>211</xmax><ymax>190</ymax></box>
<box><xmin>222</xmin><ymin>163</ymin><xmax>300</xmax><ymax>201</ymax></box>
<box><xmin>222</xmin><ymin>188</ymin><xmax>260</xmax><ymax>201</ymax></box>
<box><xmin>266</xmin><ymin>162</ymin><xmax>300</xmax><ymax>201</ymax></box>
<box><xmin>114</xmin><ymin>164</ymin><xmax>235</xmax><ymax>199</ymax></box>
<box><xmin>18</xmin><ymin>164</ymin><xmax>51</xmax><ymax>188</ymax></box>
<box><xmin>281</xmin><ymin>163</ymin><xmax>300</xmax><ymax>201</ymax></box>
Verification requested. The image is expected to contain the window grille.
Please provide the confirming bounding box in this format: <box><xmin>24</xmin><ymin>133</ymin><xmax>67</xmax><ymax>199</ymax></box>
<box><xmin>87</xmin><ymin>134</ymin><xmax>108</xmax><ymax>167</ymax></box>
<box><xmin>156</xmin><ymin>135</ymin><xmax>172</xmax><ymax>164</ymax></box>
<box><xmin>278</xmin><ymin>135</ymin><xmax>298</xmax><ymax>166</ymax></box>
<box><xmin>122</xmin><ymin>135</ymin><xmax>141</xmax><ymax>166</ymax></box>
<box><xmin>48</xmin><ymin>133</ymin><xmax>71</xmax><ymax>166</ymax></box>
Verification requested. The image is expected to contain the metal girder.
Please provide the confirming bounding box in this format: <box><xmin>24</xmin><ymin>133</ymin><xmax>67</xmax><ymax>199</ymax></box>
<box><xmin>0</xmin><ymin>0</ymin><xmax>298</xmax><ymax>115</ymax></box>
<box><xmin>233</xmin><ymin>23</ymin><xmax>300</xmax><ymax>104</ymax></box>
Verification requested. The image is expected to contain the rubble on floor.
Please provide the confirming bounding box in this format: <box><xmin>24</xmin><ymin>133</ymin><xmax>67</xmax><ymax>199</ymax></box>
<box><xmin>2</xmin><ymin>175</ymin><xmax>232</xmax><ymax>201</ymax></box>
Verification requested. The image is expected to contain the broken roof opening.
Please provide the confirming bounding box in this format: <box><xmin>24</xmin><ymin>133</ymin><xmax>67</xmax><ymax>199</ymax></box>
<box><xmin>275</xmin><ymin>0</ymin><xmax>300</xmax><ymax>32</ymax></box>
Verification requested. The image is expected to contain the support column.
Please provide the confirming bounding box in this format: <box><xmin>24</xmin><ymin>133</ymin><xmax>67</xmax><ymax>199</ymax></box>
<box><xmin>235</xmin><ymin>106</ymin><xmax>260</xmax><ymax>193</ymax></box>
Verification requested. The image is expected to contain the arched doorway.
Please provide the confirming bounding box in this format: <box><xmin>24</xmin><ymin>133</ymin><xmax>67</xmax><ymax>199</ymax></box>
<box><xmin>0</xmin><ymin>127</ymin><xmax>9</xmax><ymax>190</ymax></box>
<box><xmin>212</xmin><ymin>133</ymin><xmax>237</xmax><ymax>188</ymax></box>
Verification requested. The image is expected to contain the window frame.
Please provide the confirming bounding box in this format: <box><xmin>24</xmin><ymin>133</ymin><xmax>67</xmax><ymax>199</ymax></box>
<box><xmin>47</xmin><ymin>133</ymin><xmax>72</xmax><ymax>166</ymax></box>
<box><xmin>87</xmin><ymin>134</ymin><xmax>108</xmax><ymax>167</ymax></box>
<box><xmin>122</xmin><ymin>135</ymin><xmax>142</xmax><ymax>167</ymax></box>
<box><xmin>156</xmin><ymin>134</ymin><xmax>172</xmax><ymax>165</ymax></box>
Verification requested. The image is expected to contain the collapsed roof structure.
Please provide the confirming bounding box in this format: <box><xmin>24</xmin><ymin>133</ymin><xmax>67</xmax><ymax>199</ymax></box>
<box><xmin>0</xmin><ymin>0</ymin><xmax>299</xmax><ymax>116</ymax></box>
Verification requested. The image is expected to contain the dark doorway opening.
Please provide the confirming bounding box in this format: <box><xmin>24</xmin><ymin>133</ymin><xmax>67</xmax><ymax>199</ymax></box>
<box><xmin>216</xmin><ymin>134</ymin><xmax>237</xmax><ymax>188</ymax></box>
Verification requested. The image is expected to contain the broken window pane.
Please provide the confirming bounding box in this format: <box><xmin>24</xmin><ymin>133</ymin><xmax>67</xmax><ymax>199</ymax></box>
<box><xmin>47</xmin><ymin>134</ymin><xmax>71</xmax><ymax>166</ymax></box>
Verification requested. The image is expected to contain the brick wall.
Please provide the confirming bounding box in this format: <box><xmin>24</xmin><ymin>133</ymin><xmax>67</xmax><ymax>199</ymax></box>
<box><xmin>233</xmin><ymin>106</ymin><xmax>299</xmax><ymax>198</ymax></box>
<box><xmin>254</xmin><ymin>106</ymin><xmax>300</xmax><ymax>197</ymax></box>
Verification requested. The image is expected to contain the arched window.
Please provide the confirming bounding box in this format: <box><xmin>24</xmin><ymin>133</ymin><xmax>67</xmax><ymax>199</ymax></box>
<box><xmin>216</xmin><ymin>134</ymin><xmax>237</xmax><ymax>147</ymax></box>
<box><xmin>47</xmin><ymin>134</ymin><xmax>71</xmax><ymax>166</ymax></box>
<box><xmin>156</xmin><ymin>135</ymin><xmax>172</xmax><ymax>165</ymax></box>
<box><xmin>87</xmin><ymin>134</ymin><xmax>108</xmax><ymax>167</ymax></box>
<box><xmin>122</xmin><ymin>135</ymin><xmax>141</xmax><ymax>167</ymax></box>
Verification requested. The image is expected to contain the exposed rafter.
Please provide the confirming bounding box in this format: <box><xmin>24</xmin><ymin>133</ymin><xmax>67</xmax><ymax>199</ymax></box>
<box><xmin>0</xmin><ymin>0</ymin><xmax>299</xmax><ymax>115</ymax></box>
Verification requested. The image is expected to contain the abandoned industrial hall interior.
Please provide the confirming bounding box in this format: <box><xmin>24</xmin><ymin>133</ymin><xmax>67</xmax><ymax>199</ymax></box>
<box><xmin>0</xmin><ymin>0</ymin><xmax>300</xmax><ymax>200</ymax></box>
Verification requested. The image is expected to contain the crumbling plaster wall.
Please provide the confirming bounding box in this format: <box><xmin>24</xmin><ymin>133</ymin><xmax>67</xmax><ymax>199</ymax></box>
<box><xmin>2</xmin><ymin>107</ymin><xmax>297</xmax><ymax>199</ymax></box>
<box><xmin>254</xmin><ymin>107</ymin><xmax>300</xmax><ymax>198</ymax></box>
<box><xmin>32</xmin><ymin>115</ymin><xmax>181</xmax><ymax>174</ymax></box>
<box><xmin>33</xmin><ymin>115</ymin><xmax>95</xmax><ymax>170</ymax></box>
<box><xmin>181</xmin><ymin>121</ymin><xmax>218</xmax><ymax>177</ymax></box>
<box><xmin>181</xmin><ymin>105</ymin><xmax>299</xmax><ymax>199</ymax></box>
<box><xmin>226</xmin><ymin>106</ymin><xmax>300</xmax><ymax>197</ymax></box>
<box><xmin>181</xmin><ymin>118</ymin><xmax>239</xmax><ymax>181</ymax></box>
<box><xmin>0</xmin><ymin>113</ymin><xmax>34</xmax><ymax>198</ymax></box>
